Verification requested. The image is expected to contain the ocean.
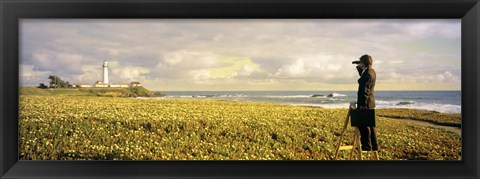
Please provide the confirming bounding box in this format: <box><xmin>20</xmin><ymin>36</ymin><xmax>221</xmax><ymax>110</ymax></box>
<box><xmin>154</xmin><ymin>91</ymin><xmax>461</xmax><ymax>114</ymax></box>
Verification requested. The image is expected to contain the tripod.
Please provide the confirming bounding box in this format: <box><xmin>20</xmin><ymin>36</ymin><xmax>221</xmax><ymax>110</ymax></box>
<box><xmin>333</xmin><ymin>105</ymin><xmax>379</xmax><ymax>160</ymax></box>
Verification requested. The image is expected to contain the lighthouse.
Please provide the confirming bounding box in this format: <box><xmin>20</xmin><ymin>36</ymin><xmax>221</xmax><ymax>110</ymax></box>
<box><xmin>102</xmin><ymin>60</ymin><xmax>109</xmax><ymax>84</ymax></box>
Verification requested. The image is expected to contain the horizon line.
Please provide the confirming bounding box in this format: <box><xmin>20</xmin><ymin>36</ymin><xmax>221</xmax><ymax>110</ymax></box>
<box><xmin>18</xmin><ymin>85</ymin><xmax>461</xmax><ymax>91</ymax></box>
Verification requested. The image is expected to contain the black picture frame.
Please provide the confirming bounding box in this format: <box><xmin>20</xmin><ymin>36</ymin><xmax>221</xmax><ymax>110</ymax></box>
<box><xmin>1</xmin><ymin>0</ymin><xmax>479</xmax><ymax>178</ymax></box>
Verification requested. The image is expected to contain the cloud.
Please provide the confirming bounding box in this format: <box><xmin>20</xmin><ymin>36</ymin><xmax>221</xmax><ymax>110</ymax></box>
<box><xmin>274</xmin><ymin>59</ymin><xmax>307</xmax><ymax>78</ymax></box>
<box><xmin>152</xmin><ymin>50</ymin><xmax>226</xmax><ymax>80</ymax></box>
<box><xmin>111</xmin><ymin>66</ymin><xmax>150</xmax><ymax>83</ymax></box>
<box><xmin>270</xmin><ymin>54</ymin><xmax>358</xmax><ymax>83</ymax></box>
<box><xmin>189</xmin><ymin>69</ymin><xmax>212</xmax><ymax>82</ymax></box>
<box><xmin>19</xmin><ymin>64</ymin><xmax>51</xmax><ymax>86</ymax></box>
<box><xmin>160</xmin><ymin>50</ymin><xmax>222</xmax><ymax>69</ymax></box>
<box><xmin>403</xmin><ymin>21</ymin><xmax>460</xmax><ymax>39</ymax></box>
<box><xmin>379</xmin><ymin>70</ymin><xmax>459</xmax><ymax>84</ymax></box>
<box><xmin>237</xmin><ymin>64</ymin><xmax>256</xmax><ymax>76</ymax></box>
<box><xmin>31</xmin><ymin>51</ymin><xmax>85</xmax><ymax>74</ymax></box>
<box><xmin>19</xmin><ymin>19</ymin><xmax>461</xmax><ymax>90</ymax></box>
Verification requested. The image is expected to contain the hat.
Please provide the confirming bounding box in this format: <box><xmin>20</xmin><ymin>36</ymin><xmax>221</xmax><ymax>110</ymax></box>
<box><xmin>352</xmin><ymin>54</ymin><xmax>373</xmax><ymax>66</ymax></box>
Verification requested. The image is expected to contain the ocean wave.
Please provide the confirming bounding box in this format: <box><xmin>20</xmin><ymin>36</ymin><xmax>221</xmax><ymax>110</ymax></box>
<box><xmin>217</xmin><ymin>94</ymin><xmax>248</xmax><ymax>98</ymax></box>
<box><xmin>163</xmin><ymin>95</ymin><xmax>193</xmax><ymax>98</ymax></box>
<box><xmin>376</xmin><ymin>100</ymin><xmax>416</xmax><ymax>106</ymax></box>
<box><xmin>262</xmin><ymin>95</ymin><xmax>312</xmax><ymax>98</ymax></box>
<box><xmin>286</xmin><ymin>101</ymin><xmax>461</xmax><ymax>114</ymax></box>
<box><xmin>164</xmin><ymin>94</ymin><xmax>248</xmax><ymax>98</ymax></box>
<box><xmin>377</xmin><ymin>102</ymin><xmax>461</xmax><ymax>114</ymax></box>
<box><xmin>330</xmin><ymin>92</ymin><xmax>348</xmax><ymax>97</ymax></box>
<box><xmin>327</xmin><ymin>98</ymin><xmax>342</xmax><ymax>101</ymax></box>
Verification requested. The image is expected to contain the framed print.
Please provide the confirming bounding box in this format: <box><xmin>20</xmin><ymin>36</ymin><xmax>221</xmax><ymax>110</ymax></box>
<box><xmin>1</xmin><ymin>0</ymin><xmax>479</xmax><ymax>178</ymax></box>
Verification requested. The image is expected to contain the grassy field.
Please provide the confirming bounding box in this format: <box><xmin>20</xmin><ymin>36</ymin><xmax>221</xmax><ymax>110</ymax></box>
<box><xmin>19</xmin><ymin>95</ymin><xmax>461</xmax><ymax>160</ymax></box>
<box><xmin>376</xmin><ymin>108</ymin><xmax>461</xmax><ymax>127</ymax></box>
<box><xmin>19</xmin><ymin>86</ymin><xmax>162</xmax><ymax>97</ymax></box>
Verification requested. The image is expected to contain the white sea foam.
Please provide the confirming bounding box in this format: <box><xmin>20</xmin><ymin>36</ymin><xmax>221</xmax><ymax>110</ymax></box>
<box><xmin>262</xmin><ymin>93</ymin><xmax>347</xmax><ymax>98</ymax></box>
<box><xmin>327</xmin><ymin>98</ymin><xmax>341</xmax><ymax>101</ymax></box>
<box><xmin>163</xmin><ymin>95</ymin><xmax>193</xmax><ymax>98</ymax></box>
<box><xmin>376</xmin><ymin>100</ymin><xmax>415</xmax><ymax>106</ymax></box>
<box><xmin>218</xmin><ymin>94</ymin><xmax>248</xmax><ymax>98</ymax></box>
<box><xmin>263</xmin><ymin>95</ymin><xmax>312</xmax><ymax>98</ymax></box>
<box><xmin>289</xmin><ymin>101</ymin><xmax>461</xmax><ymax>114</ymax></box>
<box><xmin>376</xmin><ymin>102</ymin><xmax>461</xmax><ymax>114</ymax></box>
<box><xmin>330</xmin><ymin>92</ymin><xmax>348</xmax><ymax>97</ymax></box>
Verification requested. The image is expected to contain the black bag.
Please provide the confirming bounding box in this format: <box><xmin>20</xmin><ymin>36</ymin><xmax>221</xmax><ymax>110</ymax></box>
<box><xmin>350</xmin><ymin>108</ymin><xmax>376</xmax><ymax>127</ymax></box>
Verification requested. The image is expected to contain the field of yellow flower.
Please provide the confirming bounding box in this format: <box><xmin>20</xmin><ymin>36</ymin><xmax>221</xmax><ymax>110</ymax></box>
<box><xmin>19</xmin><ymin>95</ymin><xmax>461</xmax><ymax>160</ymax></box>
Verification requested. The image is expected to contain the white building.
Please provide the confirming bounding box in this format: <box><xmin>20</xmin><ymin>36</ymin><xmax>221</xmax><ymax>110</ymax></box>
<box><xmin>94</xmin><ymin>81</ymin><xmax>109</xmax><ymax>87</ymax></box>
<box><xmin>75</xmin><ymin>84</ymin><xmax>91</xmax><ymax>88</ymax></box>
<box><xmin>110</xmin><ymin>84</ymin><xmax>129</xmax><ymax>88</ymax></box>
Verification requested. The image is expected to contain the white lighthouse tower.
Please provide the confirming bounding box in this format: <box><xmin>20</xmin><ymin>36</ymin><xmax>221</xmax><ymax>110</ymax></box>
<box><xmin>102</xmin><ymin>60</ymin><xmax>109</xmax><ymax>84</ymax></box>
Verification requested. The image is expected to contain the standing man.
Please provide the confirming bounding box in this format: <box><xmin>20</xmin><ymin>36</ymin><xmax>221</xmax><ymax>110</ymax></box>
<box><xmin>352</xmin><ymin>54</ymin><xmax>378</xmax><ymax>151</ymax></box>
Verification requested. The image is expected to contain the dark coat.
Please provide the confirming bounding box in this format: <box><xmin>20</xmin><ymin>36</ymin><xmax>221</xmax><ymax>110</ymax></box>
<box><xmin>357</xmin><ymin>66</ymin><xmax>376</xmax><ymax>108</ymax></box>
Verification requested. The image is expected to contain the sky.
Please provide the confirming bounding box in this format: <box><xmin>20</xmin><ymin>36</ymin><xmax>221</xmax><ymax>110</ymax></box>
<box><xmin>19</xmin><ymin>19</ymin><xmax>461</xmax><ymax>91</ymax></box>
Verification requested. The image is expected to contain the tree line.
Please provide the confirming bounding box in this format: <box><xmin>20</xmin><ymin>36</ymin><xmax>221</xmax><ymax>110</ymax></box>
<box><xmin>38</xmin><ymin>75</ymin><xmax>73</xmax><ymax>89</ymax></box>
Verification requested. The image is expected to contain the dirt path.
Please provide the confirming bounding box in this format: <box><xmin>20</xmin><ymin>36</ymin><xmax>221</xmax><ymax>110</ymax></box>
<box><xmin>383</xmin><ymin>117</ymin><xmax>461</xmax><ymax>136</ymax></box>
